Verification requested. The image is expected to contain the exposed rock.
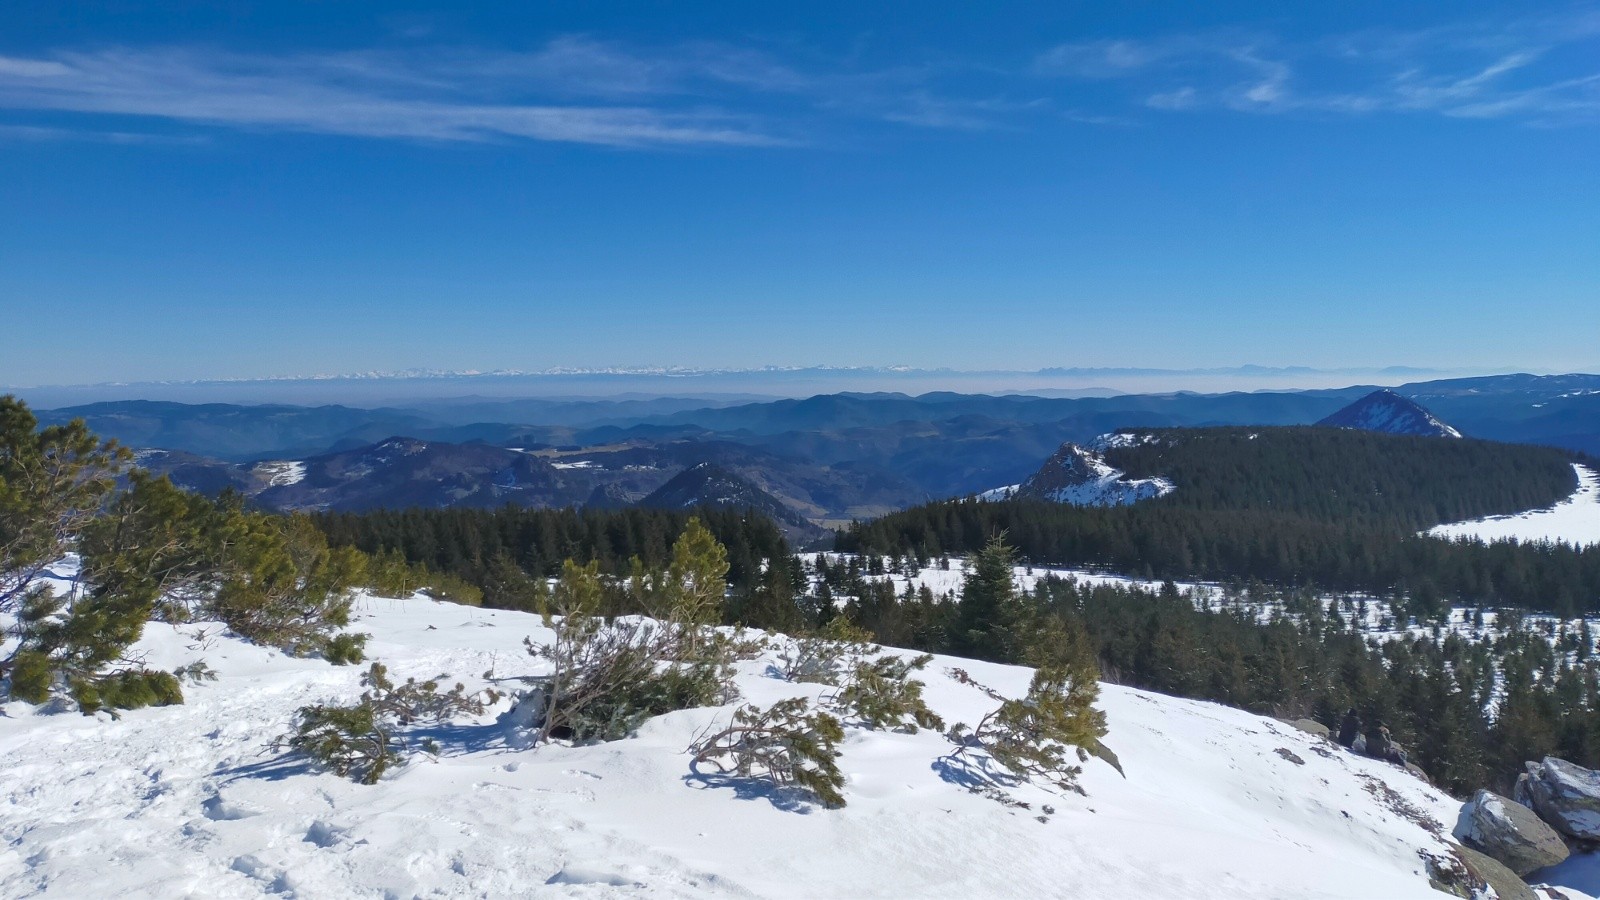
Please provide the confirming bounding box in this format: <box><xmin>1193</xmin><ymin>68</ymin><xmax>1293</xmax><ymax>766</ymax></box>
<box><xmin>1454</xmin><ymin>789</ymin><xmax>1569</xmax><ymax>876</ymax></box>
<box><xmin>1452</xmin><ymin>845</ymin><xmax>1538</xmax><ymax>900</ymax></box>
<box><xmin>1428</xmin><ymin>844</ymin><xmax>1541</xmax><ymax>900</ymax></box>
<box><xmin>1286</xmin><ymin>718</ymin><xmax>1330</xmax><ymax>739</ymax></box>
<box><xmin>1514</xmin><ymin>772</ymin><xmax>1535</xmax><ymax>809</ymax></box>
<box><xmin>1521</xmin><ymin>757</ymin><xmax>1600</xmax><ymax>841</ymax></box>
<box><xmin>992</xmin><ymin>442</ymin><xmax>1174</xmax><ymax>507</ymax></box>
<box><xmin>1405</xmin><ymin>762</ymin><xmax>1432</xmax><ymax>785</ymax></box>
<box><xmin>1274</xmin><ymin>747</ymin><xmax>1306</xmax><ymax>766</ymax></box>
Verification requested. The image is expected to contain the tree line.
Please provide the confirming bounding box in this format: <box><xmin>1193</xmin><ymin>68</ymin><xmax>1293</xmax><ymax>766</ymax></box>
<box><xmin>311</xmin><ymin>505</ymin><xmax>804</xmax><ymax>616</ymax></box>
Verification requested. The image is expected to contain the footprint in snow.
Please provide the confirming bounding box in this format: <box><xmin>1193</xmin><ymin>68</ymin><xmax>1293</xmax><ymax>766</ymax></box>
<box><xmin>201</xmin><ymin>794</ymin><xmax>261</xmax><ymax>821</ymax></box>
<box><xmin>546</xmin><ymin>865</ymin><xmax>640</xmax><ymax>887</ymax></box>
<box><xmin>303</xmin><ymin>819</ymin><xmax>346</xmax><ymax>848</ymax></box>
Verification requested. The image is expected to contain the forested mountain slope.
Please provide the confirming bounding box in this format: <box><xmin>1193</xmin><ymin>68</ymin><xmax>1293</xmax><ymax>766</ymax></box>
<box><xmin>1317</xmin><ymin>389</ymin><xmax>1462</xmax><ymax>438</ymax></box>
<box><xmin>1097</xmin><ymin>427</ymin><xmax>1574</xmax><ymax>528</ymax></box>
<box><xmin>843</xmin><ymin>427</ymin><xmax>1600</xmax><ymax>614</ymax></box>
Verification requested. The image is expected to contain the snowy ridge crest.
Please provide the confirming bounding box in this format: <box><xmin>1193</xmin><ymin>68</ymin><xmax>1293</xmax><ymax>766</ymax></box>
<box><xmin>983</xmin><ymin>440</ymin><xmax>1174</xmax><ymax>507</ymax></box>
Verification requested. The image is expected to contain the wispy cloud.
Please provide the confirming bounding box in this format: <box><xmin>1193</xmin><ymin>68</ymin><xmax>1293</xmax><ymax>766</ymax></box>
<box><xmin>1033</xmin><ymin>39</ymin><xmax>1166</xmax><ymax>79</ymax></box>
<box><xmin>2</xmin><ymin>12</ymin><xmax>1595</xmax><ymax>149</ymax></box>
<box><xmin>0</xmin><ymin>122</ymin><xmax>207</xmax><ymax>144</ymax></box>
<box><xmin>0</xmin><ymin>45</ymin><xmax>794</xmax><ymax>146</ymax></box>
<box><xmin>0</xmin><ymin>38</ymin><xmax>1032</xmax><ymax>147</ymax></box>
<box><xmin>1037</xmin><ymin>11</ymin><xmax>1600</xmax><ymax>124</ymax></box>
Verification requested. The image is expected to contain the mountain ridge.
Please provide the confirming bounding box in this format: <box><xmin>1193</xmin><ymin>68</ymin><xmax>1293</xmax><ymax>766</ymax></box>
<box><xmin>1317</xmin><ymin>389</ymin><xmax>1462</xmax><ymax>438</ymax></box>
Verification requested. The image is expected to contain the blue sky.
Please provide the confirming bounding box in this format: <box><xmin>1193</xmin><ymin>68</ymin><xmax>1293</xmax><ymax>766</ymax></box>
<box><xmin>2</xmin><ymin>1</ymin><xmax>1597</xmax><ymax>387</ymax></box>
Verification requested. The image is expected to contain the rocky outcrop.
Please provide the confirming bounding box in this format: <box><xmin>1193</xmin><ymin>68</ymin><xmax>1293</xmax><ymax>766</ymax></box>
<box><xmin>1451</xmin><ymin>845</ymin><xmax>1538</xmax><ymax>900</ymax></box>
<box><xmin>998</xmin><ymin>443</ymin><xmax>1174</xmax><ymax>507</ymax></box>
<box><xmin>1453</xmin><ymin>789</ymin><xmax>1569</xmax><ymax>876</ymax></box>
<box><xmin>1518</xmin><ymin>757</ymin><xmax>1600</xmax><ymax>841</ymax></box>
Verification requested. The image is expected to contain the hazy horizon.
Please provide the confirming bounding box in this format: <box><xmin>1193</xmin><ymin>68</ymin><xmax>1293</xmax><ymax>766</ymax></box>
<box><xmin>6</xmin><ymin>362</ymin><xmax>1581</xmax><ymax>409</ymax></box>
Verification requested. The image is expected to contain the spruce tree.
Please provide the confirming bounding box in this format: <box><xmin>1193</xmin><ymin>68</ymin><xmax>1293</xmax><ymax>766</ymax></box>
<box><xmin>950</xmin><ymin>533</ymin><xmax>1019</xmax><ymax>661</ymax></box>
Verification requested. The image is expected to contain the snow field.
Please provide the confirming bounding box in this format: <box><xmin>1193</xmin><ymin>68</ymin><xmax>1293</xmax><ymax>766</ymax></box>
<box><xmin>0</xmin><ymin>589</ymin><xmax>1515</xmax><ymax>899</ymax></box>
<box><xmin>254</xmin><ymin>461</ymin><xmax>308</xmax><ymax>487</ymax></box>
<box><xmin>1428</xmin><ymin>464</ymin><xmax>1600</xmax><ymax>548</ymax></box>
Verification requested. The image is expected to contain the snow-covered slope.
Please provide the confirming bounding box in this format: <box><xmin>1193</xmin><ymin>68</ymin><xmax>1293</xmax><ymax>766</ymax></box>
<box><xmin>1427</xmin><ymin>464</ymin><xmax>1600</xmax><ymax>548</ymax></box>
<box><xmin>1318</xmin><ymin>389</ymin><xmax>1463</xmax><ymax>438</ymax></box>
<box><xmin>984</xmin><ymin>442</ymin><xmax>1174</xmax><ymax>506</ymax></box>
<box><xmin>0</xmin><ymin>590</ymin><xmax>1529</xmax><ymax>899</ymax></box>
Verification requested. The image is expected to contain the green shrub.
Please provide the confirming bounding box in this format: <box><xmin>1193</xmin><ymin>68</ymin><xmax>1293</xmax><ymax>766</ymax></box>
<box><xmin>281</xmin><ymin>661</ymin><xmax>498</xmax><ymax>784</ymax></box>
<box><xmin>528</xmin><ymin>558</ymin><xmax>738</xmax><ymax>744</ymax></box>
<box><xmin>947</xmin><ymin>666</ymin><xmax>1108</xmax><ymax>795</ymax></box>
<box><xmin>419</xmin><ymin>571</ymin><xmax>484</xmax><ymax>607</ymax></box>
<box><xmin>836</xmin><ymin>653</ymin><xmax>944</xmax><ymax>733</ymax></box>
<box><xmin>7</xmin><ymin>649</ymin><xmax>53</xmax><ymax>704</ymax></box>
<box><xmin>70</xmin><ymin>669</ymin><xmax>184</xmax><ymax>716</ymax></box>
<box><xmin>690</xmin><ymin>697</ymin><xmax>847</xmax><ymax>808</ymax></box>
<box><xmin>322</xmin><ymin>632</ymin><xmax>369</xmax><ymax>666</ymax></box>
<box><xmin>286</xmin><ymin>702</ymin><xmax>394</xmax><ymax>784</ymax></box>
<box><xmin>777</xmin><ymin>617</ymin><xmax>878</xmax><ymax>685</ymax></box>
<box><xmin>2</xmin><ymin>398</ymin><xmax>371</xmax><ymax>713</ymax></box>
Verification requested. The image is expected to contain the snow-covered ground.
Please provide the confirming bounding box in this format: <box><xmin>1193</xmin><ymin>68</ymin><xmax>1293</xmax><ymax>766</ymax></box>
<box><xmin>802</xmin><ymin>552</ymin><xmax>1196</xmax><ymax>600</ymax></box>
<box><xmin>1</xmin><ymin>586</ymin><xmax>1540</xmax><ymax>899</ymax></box>
<box><xmin>1428</xmin><ymin>465</ymin><xmax>1600</xmax><ymax>548</ymax></box>
<box><xmin>253</xmin><ymin>460</ymin><xmax>307</xmax><ymax>487</ymax></box>
<box><xmin>812</xmin><ymin>550</ymin><xmax>1600</xmax><ymax>656</ymax></box>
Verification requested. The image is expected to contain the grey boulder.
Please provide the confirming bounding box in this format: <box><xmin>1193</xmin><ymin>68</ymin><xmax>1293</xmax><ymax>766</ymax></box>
<box><xmin>1521</xmin><ymin>757</ymin><xmax>1600</xmax><ymax>841</ymax></box>
<box><xmin>1453</xmin><ymin>789</ymin><xmax>1569</xmax><ymax>876</ymax></box>
<box><xmin>1453</xmin><ymin>845</ymin><xmax>1538</xmax><ymax>900</ymax></box>
<box><xmin>1284</xmin><ymin>717</ymin><xmax>1330</xmax><ymax>739</ymax></box>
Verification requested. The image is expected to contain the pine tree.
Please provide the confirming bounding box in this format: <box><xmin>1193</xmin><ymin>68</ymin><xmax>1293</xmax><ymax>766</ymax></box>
<box><xmin>665</xmin><ymin>516</ymin><xmax>729</xmax><ymax>645</ymax></box>
<box><xmin>950</xmin><ymin>533</ymin><xmax>1019</xmax><ymax>661</ymax></box>
<box><xmin>0</xmin><ymin>395</ymin><xmax>129</xmax><ymax>611</ymax></box>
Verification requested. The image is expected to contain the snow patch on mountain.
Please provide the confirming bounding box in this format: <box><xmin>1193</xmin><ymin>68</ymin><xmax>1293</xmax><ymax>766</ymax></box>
<box><xmin>1087</xmin><ymin>431</ymin><xmax>1163</xmax><ymax>451</ymax></box>
<box><xmin>986</xmin><ymin>442</ymin><xmax>1173</xmax><ymax>507</ymax></box>
<box><xmin>1</xmin><ymin>586</ymin><xmax>1507</xmax><ymax>900</ymax></box>
<box><xmin>252</xmin><ymin>460</ymin><xmax>306</xmax><ymax>487</ymax></box>
<box><xmin>1427</xmin><ymin>464</ymin><xmax>1600</xmax><ymax>547</ymax></box>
